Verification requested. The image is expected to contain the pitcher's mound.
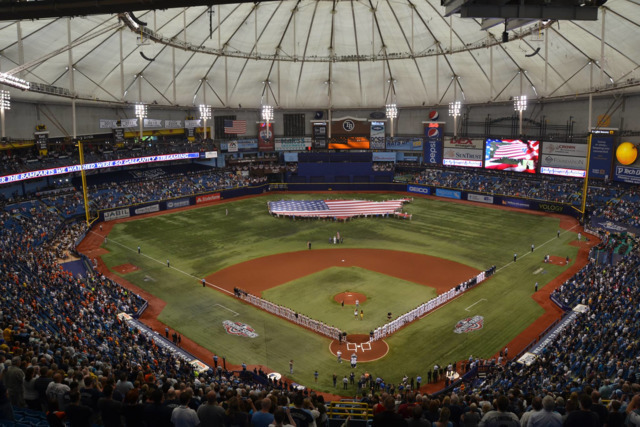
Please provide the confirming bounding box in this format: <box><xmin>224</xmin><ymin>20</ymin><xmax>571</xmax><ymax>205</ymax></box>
<box><xmin>330</xmin><ymin>334</ymin><xmax>388</xmax><ymax>362</ymax></box>
<box><xmin>113</xmin><ymin>264</ymin><xmax>139</xmax><ymax>274</ymax></box>
<box><xmin>334</xmin><ymin>292</ymin><xmax>367</xmax><ymax>305</ymax></box>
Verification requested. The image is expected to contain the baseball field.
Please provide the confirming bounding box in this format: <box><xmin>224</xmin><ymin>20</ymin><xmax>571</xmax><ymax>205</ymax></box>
<box><xmin>87</xmin><ymin>192</ymin><xmax>590</xmax><ymax>393</ymax></box>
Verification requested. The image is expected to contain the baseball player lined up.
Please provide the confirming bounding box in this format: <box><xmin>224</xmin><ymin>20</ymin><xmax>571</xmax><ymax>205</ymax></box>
<box><xmin>350</xmin><ymin>353</ymin><xmax>358</xmax><ymax>369</ymax></box>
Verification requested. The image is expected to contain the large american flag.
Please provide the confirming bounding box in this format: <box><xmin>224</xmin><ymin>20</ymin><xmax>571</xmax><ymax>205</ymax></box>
<box><xmin>224</xmin><ymin>120</ymin><xmax>247</xmax><ymax>134</ymax></box>
<box><xmin>268</xmin><ymin>199</ymin><xmax>411</xmax><ymax>219</ymax></box>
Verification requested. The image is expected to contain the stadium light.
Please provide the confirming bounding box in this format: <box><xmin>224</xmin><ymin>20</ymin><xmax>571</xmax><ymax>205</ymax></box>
<box><xmin>199</xmin><ymin>104</ymin><xmax>211</xmax><ymax>140</ymax></box>
<box><xmin>261</xmin><ymin>105</ymin><xmax>274</xmax><ymax>122</ymax></box>
<box><xmin>514</xmin><ymin>95</ymin><xmax>527</xmax><ymax>135</ymax></box>
<box><xmin>386</xmin><ymin>103</ymin><xmax>398</xmax><ymax>137</ymax></box>
<box><xmin>135</xmin><ymin>103</ymin><xmax>147</xmax><ymax>143</ymax></box>
<box><xmin>0</xmin><ymin>90</ymin><xmax>9</xmax><ymax>140</ymax></box>
<box><xmin>449</xmin><ymin>101</ymin><xmax>461</xmax><ymax>137</ymax></box>
<box><xmin>0</xmin><ymin>72</ymin><xmax>30</xmax><ymax>91</ymax></box>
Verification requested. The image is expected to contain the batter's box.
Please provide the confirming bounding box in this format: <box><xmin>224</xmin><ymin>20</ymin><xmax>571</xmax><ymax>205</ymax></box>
<box><xmin>346</xmin><ymin>342</ymin><xmax>372</xmax><ymax>352</ymax></box>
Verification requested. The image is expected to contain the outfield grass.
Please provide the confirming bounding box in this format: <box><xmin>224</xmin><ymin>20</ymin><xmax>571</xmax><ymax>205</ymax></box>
<box><xmin>262</xmin><ymin>267</ymin><xmax>438</xmax><ymax>334</ymax></box>
<box><xmin>101</xmin><ymin>193</ymin><xmax>580</xmax><ymax>393</ymax></box>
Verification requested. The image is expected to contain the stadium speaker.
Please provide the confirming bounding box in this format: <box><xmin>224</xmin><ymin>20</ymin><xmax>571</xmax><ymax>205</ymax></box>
<box><xmin>314</xmin><ymin>111</ymin><xmax>324</xmax><ymax>119</ymax></box>
<box><xmin>502</xmin><ymin>31</ymin><xmax>509</xmax><ymax>43</ymax></box>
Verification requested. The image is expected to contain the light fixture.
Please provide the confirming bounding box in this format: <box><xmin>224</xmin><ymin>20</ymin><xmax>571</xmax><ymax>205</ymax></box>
<box><xmin>513</xmin><ymin>95</ymin><xmax>527</xmax><ymax>112</ymax></box>
<box><xmin>199</xmin><ymin>104</ymin><xmax>211</xmax><ymax>139</ymax></box>
<box><xmin>135</xmin><ymin>103</ymin><xmax>147</xmax><ymax>118</ymax></box>
<box><xmin>385</xmin><ymin>104</ymin><xmax>398</xmax><ymax>119</ymax></box>
<box><xmin>199</xmin><ymin>104</ymin><xmax>211</xmax><ymax>120</ymax></box>
<box><xmin>0</xmin><ymin>72</ymin><xmax>30</xmax><ymax>90</ymax></box>
<box><xmin>134</xmin><ymin>103</ymin><xmax>147</xmax><ymax>143</ymax></box>
<box><xmin>449</xmin><ymin>101</ymin><xmax>461</xmax><ymax>138</ymax></box>
<box><xmin>261</xmin><ymin>105</ymin><xmax>274</xmax><ymax>122</ymax></box>
<box><xmin>514</xmin><ymin>95</ymin><xmax>527</xmax><ymax>136</ymax></box>
<box><xmin>449</xmin><ymin>101</ymin><xmax>461</xmax><ymax>117</ymax></box>
<box><xmin>0</xmin><ymin>90</ymin><xmax>10</xmax><ymax>110</ymax></box>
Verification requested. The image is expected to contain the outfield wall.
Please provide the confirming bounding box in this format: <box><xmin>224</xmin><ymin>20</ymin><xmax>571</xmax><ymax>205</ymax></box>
<box><xmin>98</xmin><ymin>182</ymin><xmax>579</xmax><ymax>222</ymax></box>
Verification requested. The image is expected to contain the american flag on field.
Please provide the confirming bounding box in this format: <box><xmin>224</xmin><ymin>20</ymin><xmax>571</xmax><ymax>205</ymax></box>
<box><xmin>224</xmin><ymin>120</ymin><xmax>247</xmax><ymax>134</ymax></box>
<box><xmin>268</xmin><ymin>199</ymin><xmax>411</xmax><ymax>219</ymax></box>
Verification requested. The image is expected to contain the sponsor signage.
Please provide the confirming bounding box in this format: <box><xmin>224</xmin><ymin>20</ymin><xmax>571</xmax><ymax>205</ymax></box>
<box><xmin>467</xmin><ymin>193</ymin><xmax>493</xmax><ymax>204</ymax></box>
<box><xmin>258</xmin><ymin>122</ymin><xmax>275</xmax><ymax>152</ymax></box>
<box><xmin>227</xmin><ymin>141</ymin><xmax>238</xmax><ymax>153</ymax></box>
<box><xmin>204</xmin><ymin>151</ymin><xmax>218</xmax><ymax>159</ymax></box>
<box><xmin>331</xmin><ymin>117</ymin><xmax>370</xmax><ymax>136</ymax></box>
<box><xmin>540</xmin><ymin>154</ymin><xmax>587</xmax><ymax>170</ymax></box>
<box><xmin>312</xmin><ymin>122</ymin><xmax>327</xmax><ymax>149</ymax></box>
<box><xmin>407</xmin><ymin>185</ymin><xmax>431</xmax><ymax>195</ymax></box>
<box><xmin>443</xmin><ymin>158</ymin><xmax>482</xmax><ymax>167</ymax></box>
<box><xmin>435</xmin><ymin>188</ymin><xmax>461</xmax><ymax>199</ymax></box>
<box><xmin>589</xmin><ymin>136</ymin><xmax>614</xmax><ymax>179</ymax></box>
<box><xmin>372</xmin><ymin>152</ymin><xmax>397</xmax><ymax>162</ymax></box>
<box><xmin>386</xmin><ymin>137</ymin><xmax>423</xmax><ymax>151</ymax></box>
<box><xmin>167</xmin><ymin>198</ymin><xmax>190</xmax><ymax>209</ymax></box>
<box><xmin>424</xmin><ymin>123</ymin><xmax>443</xmax><ymax>164</ymax></box>
<box><xmin>444</xmin><ymin>138</ymin><xmax>484</xmax><ymax>150</ymax></box>
<box><xmin>502</xmin><ymin>198</ymin><xmax>530</xmax><ymax>209</ymax></box>
<box><xmin>196</xmin><ymin>193</ymin><xmax>221</xmax><ymax>204</ymax></box>
<box><xmin>370</xmin><ymin>121</ymin><xmax>386</xmax><ymax>150</ymax></box>
<box><xmin>275</xmin><ymin>137</ymin><xmax>312</xmax><ymax>151</ymax></box>
<box><xmin>34</xmin><ymin>132</ymin><xmax>48</xmax><ymax>151</ymax></box>
<box><xmin>113</xmin><ymin>128</ymin><xmax>125</xmax><ymax>144</ymax></box>
<box><xmin>540</xmin><ymin>166</ymin><xmax>586</xmax><ymax>178</ymax></box>
<box><xmin>536</xmin><ymin>202</ymin><xmax>564</xmax><ymax>213</ymax></box>
<box><xmin>613</xmin><ymin>140</ymin><xmax>640</xmax><ymax>184</ymax></box>
<box><xmin>143</xmin><ymin>118</ymin><xmax>163</xmax><ymax>128</ymax></box>
<box><xmin>542</xmin><ymin>142</ymin><xmax>588</xmax><ymax>157</ymax></box>
<box><xmin>0</xmin><ymin>153</ymin><xmax>200</xmax><ymax>185</ymax></box>
<box><xmin>453</xmin><ymin>315</ymin><xmax>484</xmax><ymax>334</ymax></box>
<box><xmin>222</xmin><ymin>320</ymin><xmax>259</xmax><ymax>338</ymax></box>
<box><xmin>164</xmin><ymin>120</ymin><xmax>183</xmax><ymax>129</ymax></box>
<box><xmin>104</xmin><ymin>208</ymin><xmax>130</xmax><ymax>221</ymax></box>
<box><xmin>134</xmin><ymin>204</ymin><xmax>160</xmax><ymax>215</ymax></box>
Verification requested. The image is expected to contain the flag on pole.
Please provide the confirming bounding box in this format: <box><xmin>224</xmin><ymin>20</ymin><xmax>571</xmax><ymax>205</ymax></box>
<box><xmin>224</xmin><ymin>120</ymin><xmax>247</xmax><ymax>134</ymax></box>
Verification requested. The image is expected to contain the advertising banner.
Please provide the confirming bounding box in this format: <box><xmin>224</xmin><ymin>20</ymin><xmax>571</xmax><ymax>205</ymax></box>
<box><xmin>613</xmin><ymin>141</ymin><xmax>640</xmax><ymax>184</ymax></box>
<box><xmin>372</xmin><ymin>152</ymin><xmax>397</xmax><ymax>162</ymax></box>
<box><xmin>275</xmin><ymin>138</ymin><xmax>312</xmax><ymax>151</ymax></box>
<box><xmin>501</xmin><ymin>198</ymin><xmax>531</xmax><ymax>209</ymax></box>
<box><xmin>134</xmin><ymin>204</ymin><xmax>160</xmax><ymax>215</ymax></box>
<box><xmin>424</xmin><ymin>123</ymin><xmax>443</xmax><ymax>164</ymax></box>
<box><xmin>589</xmin><ymin>136</ymin><xmax>614</xmax><ymax>179</ymax></box>
<box><xmin>444</xmin><ymin>138</ymin><xmax>484</xmax><ymax>150</ymax></box>
<box><xmin>164</xmin><ymin>120</ymin><xmax>183</xmax><ymax>129</ymax></box>
<box><xmin>435</xmin><ymin>188</ymin><xmax>461</xmax><ymax>199</ymax></box>
<box><xmin>540</xmin><ymin>154</ymin><xmax>587</xmax><ymax>170</ymax></box>
<box><xmin>442</xmin><ymin>147</ymin><xmax>483</xmax><ymax>168</ymax></box>
<box><xmin>386</xmin><ymin>137</ymin><xmax>423</xmax><ymax>151</ymax></box>
<box><xmin>196</xmin><ymin>193</ymin><xmax>221</xmax><ymax>204</ymax></box>
<box><xmin>113</xmin><ymin>128</ymin><xmax>125</xmax><ymax>144</ymax></box>
<box><xmin>407</xmin><ymin>185</ymin><xmax>431</xmax><ymax>196</ymax></box>
<box><xmin>541</xmin><ymin>142</ymin><xmax>588</xmax><ymax>157</ymax></box>
<box><xmin>257</xmin><ymin>122</ymin><xmax>275</xmax><ymax>152</ymax></box>
<box><xmin>312</xmin><ymin>122</ymin><xmax>327</xmax><ymax>149</ymax></box>
<box><xmin>467</xmin><ymin>193</ymin><xmax>493</xmax><ymax>204</ymax></box>
<box><xmin>34</xmin><ymin>132</ymin><xmax>48</xmax><ymax>151</ymax></box>
<box><xmin>104</xmin><ymin>208</ymin><xmax>130</xmax><ymax>221</ymax></box>
<box><xmin>220</xmin><ymin>140</ymin><xmax>258</xmax><ymax>152</ymax></box>
<box><xmin>370</xmin><ymin>121</ymin><xmax>386</xmax><ymax>150</ymax></box>
<box><xmin>166</xmin><ymin>198</ymin><xmax>191</xmax><ymax>209</ymax></box>
<box><xmin>143</xmin><ymin>118</ymin><xmax>163</xmax><ymax>128</ymax></box>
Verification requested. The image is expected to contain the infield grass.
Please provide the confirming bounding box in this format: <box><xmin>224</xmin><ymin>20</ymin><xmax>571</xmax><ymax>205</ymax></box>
<box><xmin>101</xmin><ymin>192</ymin><xmax>580</xmax><ymax>393</ymax></box>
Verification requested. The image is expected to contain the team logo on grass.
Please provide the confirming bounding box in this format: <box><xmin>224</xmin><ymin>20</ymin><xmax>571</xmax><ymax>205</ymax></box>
<box><xmin>453</xmin><ymin>315</ymin><xmax>484</xmax><ymax>334</ymax></box>
<box><xmin>223</xmin><ymin>320</ymin><xmax>258</xmax><ymax>338</ymax></box>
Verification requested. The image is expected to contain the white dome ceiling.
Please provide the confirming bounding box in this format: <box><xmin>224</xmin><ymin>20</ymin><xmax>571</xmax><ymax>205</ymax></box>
<box><xmin>0</xmin><ymin>0</ymin><xmax>639</xmax><ymax>109</ymax></box>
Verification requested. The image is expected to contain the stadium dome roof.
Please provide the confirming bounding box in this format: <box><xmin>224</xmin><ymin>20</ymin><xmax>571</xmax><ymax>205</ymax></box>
<box><xmin>0</xmin><ymin>0</ymin><xmax>639</xmax><ymax>109</ymax></box>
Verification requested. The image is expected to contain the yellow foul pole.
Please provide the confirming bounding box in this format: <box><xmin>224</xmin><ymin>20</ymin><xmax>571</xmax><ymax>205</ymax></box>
<box><xmin>78</xmin><ymin>141</ymin><xmax>91</xmax><ymax>226</ymax></box>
